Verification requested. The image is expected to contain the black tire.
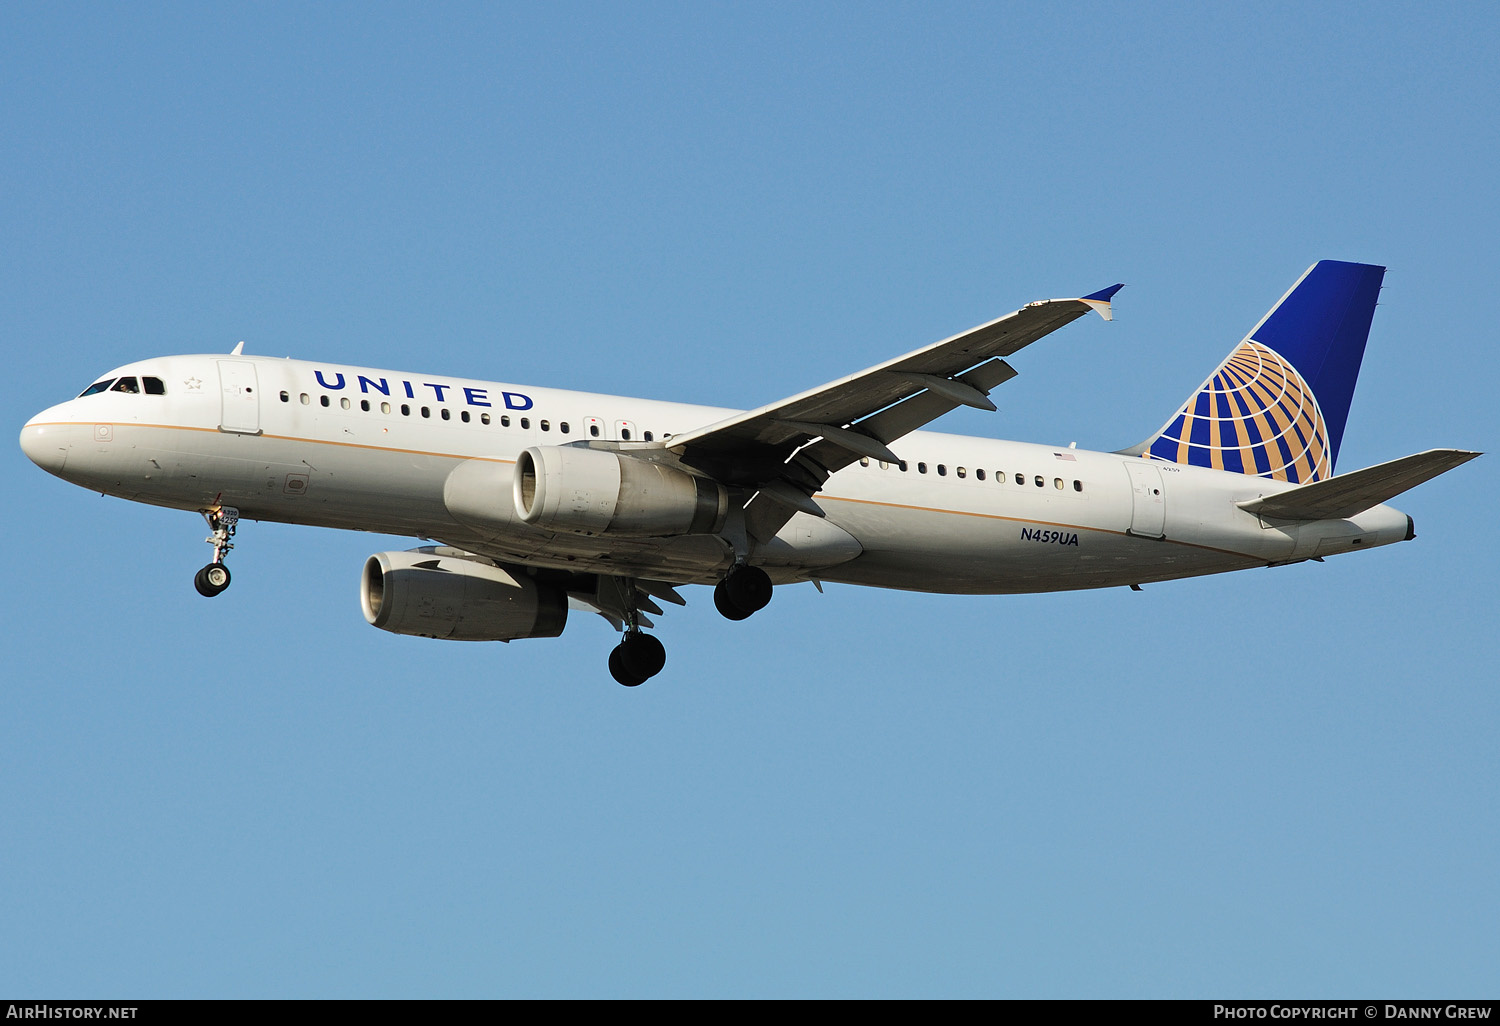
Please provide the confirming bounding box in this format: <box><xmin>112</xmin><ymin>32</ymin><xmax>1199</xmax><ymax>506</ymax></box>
<box><xmin>609</xmin><ymin>646</ymin><xmax>647</xmax><ymax>687</ymax></box>
<box><xmin>714</xmin><ymin>581</ymin><xmax>754</xmax><ymax>620</ymax></box>
<box><xmin>722</xmin><ymin>565</ymin><xmax>773</xmax><ymax>614</ymax></box>
<box><xmin>619</xmin><ymin>632</ymin><xmax>666</xmax><ymax>680</ymax></box>
<box><xmin>194</xmin><ymin>563</ymin><xmax>231</xmax><ymax>598</ymax></box>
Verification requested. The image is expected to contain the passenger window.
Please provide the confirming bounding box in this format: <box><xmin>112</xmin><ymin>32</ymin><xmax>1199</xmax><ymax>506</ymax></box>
<box><xmin>441</xmin><ymin>408</ymin><xmax>450</xmax><ymax>420</ymax></box>
<box><xmin>111</xmin><ymin>377</ymin><xmax>140</xmax><ymax>394</ymax></box>
<box><xmin>381</xmin><ymin>402</ymin><xmax>391</xmax><ymax>414</ymax></box>
<box><xmin>300</xmin><ymin>393</ymin><xmax>311</xmax><ymax>405</ymax></box>
<box><xmin>562</xmin><ymin>423</ymin><xmax>571</xmax><ymax>435</ymax></box>
<box><xmin>918</xmin><ymin>462</ymin><xmax>928</xmax><ymax>474</ymax></box>
<box><xmin>401</xmin><ymin>404</ymin><xmax>411</xmax><ymax>416</ymax></box>
<box><xmin>540</xmin><ymin>420</ymin><xmax>550</xmax><ymax>431</ymax></box>
<box><xmin>340</xmin><ymin>397</ymin><xmax>351</xmax><ymax>410</ymax></box>
<box><xmin>1015</xmin><ymin>473</ymin><xmax>1024</xmax><ymax>485</ymax></box>
<box><xmin>79</xmin><ymin>379</ymin><xmax>116</xmax><ymax>397</ymax></box>
<box><xmin>976</xmin><ymin>469</ymin><xmax>985</xmax><ymax>481</ymax></box>
<box><xmin>481</xmin><ymin>412</ymin><xmax>491</xmax><ymax>425</ymax></box>
<box><xmin>501</xmin><ymin>415</ymin><xmax>511</xmax><ymax>427</ymax></box>
<box><xmin>1074</xmin><ymin>480</ymin><xmax>1083</xmax><ymax>492</ymax></box>
<box><xmin>421</xmin><ymin>407</ymin><xmax>430</xmax><ymax>418</ymax></box>
<box><xmin>360</xmin><ymin>399</ymin><xmax>370</xmax><ymax>412</ymax></box>
<box><xmin>860</xmin><ymin>457</ymin><xmax>870</xmax><ymax>468</ymax></box>
<box><xmin>899</xmin><ymin>461</ymin><xmax>908</xmax><ymax>472</ymax></box>
<box><xmin>642</xmin><ymin>430</ymin><xmax>651</xmax><ymax>441</ymax></box>
<box><xmin>1054</xmin><ymin>478</ymin><xmax>1064</xmax><ymax>489</ymax></box>
<box><xmin>590</xmin><ymin>424</ymin><xmax>600</xmax><ymax>437</ymax></box>
<box><xmin>143</xmin><ymin>377</ymin><xmax>166</xmax><ymax>395</ymax></box>
<box><xmin>461</xmin><ymin>410</ymin><xmax>470</xmax><ymax>423</ymax></box>
<box><xmin>520</xmin><ymin>417</ymin><xmax>530</xmax><ymax>429</ymax></box>
<box><xmin>320</xmin><ymin>395</ymin><xmax>330</xmax><ymax>407</ymax></box>
<box><xmin>1034</xmin><ymin>475</ymin><xmax>1044</xmax><ymax>487</ymax></box>
<box><xmin>280</xmin><ymin>391</ymin><xmax>290</xmax><ymax>403</ymax></box>
<box><xmin>957</xmin><ymin>467</ymin><xmax>966</xmax><ymax>479</ymax></box>
<box><xmin>621</xmin><ymin>427</ymin><xmax>631</xmax><ymax>440</ymax></box>
<box><xmin>937</xmin><ymin>464</ymin><xmax>947</xmax><ymax>476</ymax></box>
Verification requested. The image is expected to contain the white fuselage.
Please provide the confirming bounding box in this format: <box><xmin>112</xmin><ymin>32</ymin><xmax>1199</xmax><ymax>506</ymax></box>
<box><xmin>20</xmin><ymin>354</ymin><xmax>1414</xmax><ymax>593</ymax></box>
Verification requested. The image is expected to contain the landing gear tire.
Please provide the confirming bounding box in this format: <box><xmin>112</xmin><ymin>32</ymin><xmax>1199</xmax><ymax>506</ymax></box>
<box><xmin>619</xmin><ymin>632</ymin><xmax>666</xmax><ymax>680</ymax></box>
<box><xmin>610</xmin><ymin>631</ymin><xmax>666</xmax><ymax>687</ymax></box>
<box><xmin>714</xmin><ymin>583</ymin><xmax>754</xmax><ymax>620</ymax></box>
<box><xmin>715</xmin><ymin>564</ymin><xmax>773</xmax><ymax>620</ymax></box>
<box><xmin>194</xmin><ymin>563</ymin><xmax>231</xmax><ymax>597</ymax></box>
<box><xmin>608</xmin><ymin>647</ymin><xmax>647</xmax><ymax>687</ymax></box>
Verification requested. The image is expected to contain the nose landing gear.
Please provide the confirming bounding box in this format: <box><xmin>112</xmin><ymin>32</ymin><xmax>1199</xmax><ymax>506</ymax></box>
<box><xmin>194</xmin><ymin>506</ymin><xmax>239</xmax><ymax>598</ymax></box>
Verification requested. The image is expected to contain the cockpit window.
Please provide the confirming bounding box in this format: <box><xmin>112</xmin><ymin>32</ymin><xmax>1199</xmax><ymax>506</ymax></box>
<box><xmin>78</xmin><ymin>375</ymin><xmax>163</xmax><ymax>397</ymax></box>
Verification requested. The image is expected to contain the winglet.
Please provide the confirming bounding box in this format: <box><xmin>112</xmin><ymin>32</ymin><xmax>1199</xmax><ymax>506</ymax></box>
<box><xmin>1080</xmin><ymin>283</ymin><xmax>1125</xmax><ymax>321</ymax></box>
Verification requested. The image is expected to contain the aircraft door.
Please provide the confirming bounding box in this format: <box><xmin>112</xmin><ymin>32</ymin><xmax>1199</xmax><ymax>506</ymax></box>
<box><xmin>217</xmin><ymin>361</ymin><xmax>261</xmax><ymax>434</ymax></box>
<box><xmin>1125</xmin><ymin>461</ymin><xmax>1165</xmax><ymax>538</ymax></box>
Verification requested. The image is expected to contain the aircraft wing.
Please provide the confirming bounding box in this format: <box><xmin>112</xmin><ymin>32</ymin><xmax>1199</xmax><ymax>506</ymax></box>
<box><xmin>667</xmin><ymin>285</ymin><xmax>1121</xmax><ymax>539</ymax></box>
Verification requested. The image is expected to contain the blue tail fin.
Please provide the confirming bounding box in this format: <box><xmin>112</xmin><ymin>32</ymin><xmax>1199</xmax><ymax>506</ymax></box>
<box><xmin>1138</xmin><ymin>260</ymin><xmax>1385</xmax><ymax>482</ymax></box>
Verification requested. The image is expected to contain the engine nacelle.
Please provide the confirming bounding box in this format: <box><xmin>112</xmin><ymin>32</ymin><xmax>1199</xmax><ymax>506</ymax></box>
<box><xmin>361</xmin><ymin>549</ymin><xmax>568</xmax><ymax>641</ymax></box>
<box><xmin>513</xmin><ymin>445</ymin><xmax>729</xmax><ymax>537</ymax></box>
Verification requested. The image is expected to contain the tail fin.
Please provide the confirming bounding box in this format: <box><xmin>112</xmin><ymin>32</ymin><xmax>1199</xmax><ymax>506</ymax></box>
<box><xmin>1136</xmin><ymin>260</ymin><xmax>1385</xmax><ymax>482</ymax></box>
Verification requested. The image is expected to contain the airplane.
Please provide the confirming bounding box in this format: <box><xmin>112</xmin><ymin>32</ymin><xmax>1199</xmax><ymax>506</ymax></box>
<box><xmin>19</xmin><ymin>260</ymin><xmax>1479</xmax><ymax>686</ymax></box>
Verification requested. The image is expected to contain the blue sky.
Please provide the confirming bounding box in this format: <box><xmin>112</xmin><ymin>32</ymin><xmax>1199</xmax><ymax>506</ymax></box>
<box><xmin>3</xmin><ymin>2</ymin><xmax>1496</xmax><ymax>998</ymax></box>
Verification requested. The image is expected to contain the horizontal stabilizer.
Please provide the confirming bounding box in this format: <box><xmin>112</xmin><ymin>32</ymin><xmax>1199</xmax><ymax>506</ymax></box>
<box><xmin>1238</xmin><ymin>449</ymin><xmax>1481</xmax><ymax>521</ymax></box>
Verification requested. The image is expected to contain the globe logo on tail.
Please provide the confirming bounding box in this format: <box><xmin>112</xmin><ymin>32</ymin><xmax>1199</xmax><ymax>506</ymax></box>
<box><xmin>1146</xmin><ymin>339</ymin><xmax>1331</xmax><ymax>482</ymax></box>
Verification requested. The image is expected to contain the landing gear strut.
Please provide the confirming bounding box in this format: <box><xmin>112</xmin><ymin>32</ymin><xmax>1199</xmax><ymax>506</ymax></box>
<box><xmin>194</xmin><ymin>506</ymin><xmax>239</xmax><ymax>598</ymax></box>
<box><xmin>714</xmin><ymin>564</ymin><xmax>772</xmax><ymax>620</ymax></box>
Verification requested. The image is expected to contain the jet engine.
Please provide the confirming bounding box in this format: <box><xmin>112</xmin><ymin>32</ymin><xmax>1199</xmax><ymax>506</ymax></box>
<box><xmin>513</xmin><ymin>445</ymin><xmax>729</xmax><ymax>537</ymax></box>
<box><xmin>360</xmin><ymin>548</ymin><xmax>568</xmax><ymax>641</ymax></box>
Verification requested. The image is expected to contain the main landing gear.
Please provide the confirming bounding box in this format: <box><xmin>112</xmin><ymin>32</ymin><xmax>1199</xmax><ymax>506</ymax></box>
<box><xmin>605</xmin><ymin>563</ymin><xmax>771</xmax><ymax>686</ymax></box>
<box><xmin>609</xmin><ymin>630</ymin><xmax>667</xmax><ymax>687</ymax></box>
<box><xmin>714</xmin><ymin>564</ymin><xmax>773</xmax><ymax>621</ymax></box>
<box><xmin>601</xmin><ymin>575</ymin><xmax>670</xmax><ymax>687</ymax></box>
<box><xmin>194</xmin><ymin>506</ymin><xmax>239</xmax><ymax>598</ymax></box>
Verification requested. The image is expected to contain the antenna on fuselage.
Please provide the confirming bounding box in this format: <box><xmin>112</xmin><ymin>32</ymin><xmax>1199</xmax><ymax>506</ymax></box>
<box><xmin>230</xmin><ymin>341</ymin><xmax>245</xmax><ymax>356</ymax></box>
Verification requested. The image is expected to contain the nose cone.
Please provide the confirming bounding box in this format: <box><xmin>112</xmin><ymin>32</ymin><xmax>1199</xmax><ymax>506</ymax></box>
<box><xmin>20</xmin><ymin>415</ymin><xmax>71</xmax><ymax>476</ymax></box>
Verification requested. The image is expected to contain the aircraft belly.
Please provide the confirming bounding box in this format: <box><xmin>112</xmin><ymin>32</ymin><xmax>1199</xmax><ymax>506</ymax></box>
<box><xmin>756</xmin><ymin>513</ymin><xmax>863</xmax><ymax>570</ymax></box>
<box><xmin>819</xmin><ymin>496</ymin><xmax>1255</xmax><ymax>594</ymax></box>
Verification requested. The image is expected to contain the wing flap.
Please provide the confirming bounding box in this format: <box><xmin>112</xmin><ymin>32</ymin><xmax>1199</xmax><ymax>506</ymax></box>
<box><xmin>1238</xmin><ymin>449</ymin><xmax>1481</xmax><ymax>521</ymax></box>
